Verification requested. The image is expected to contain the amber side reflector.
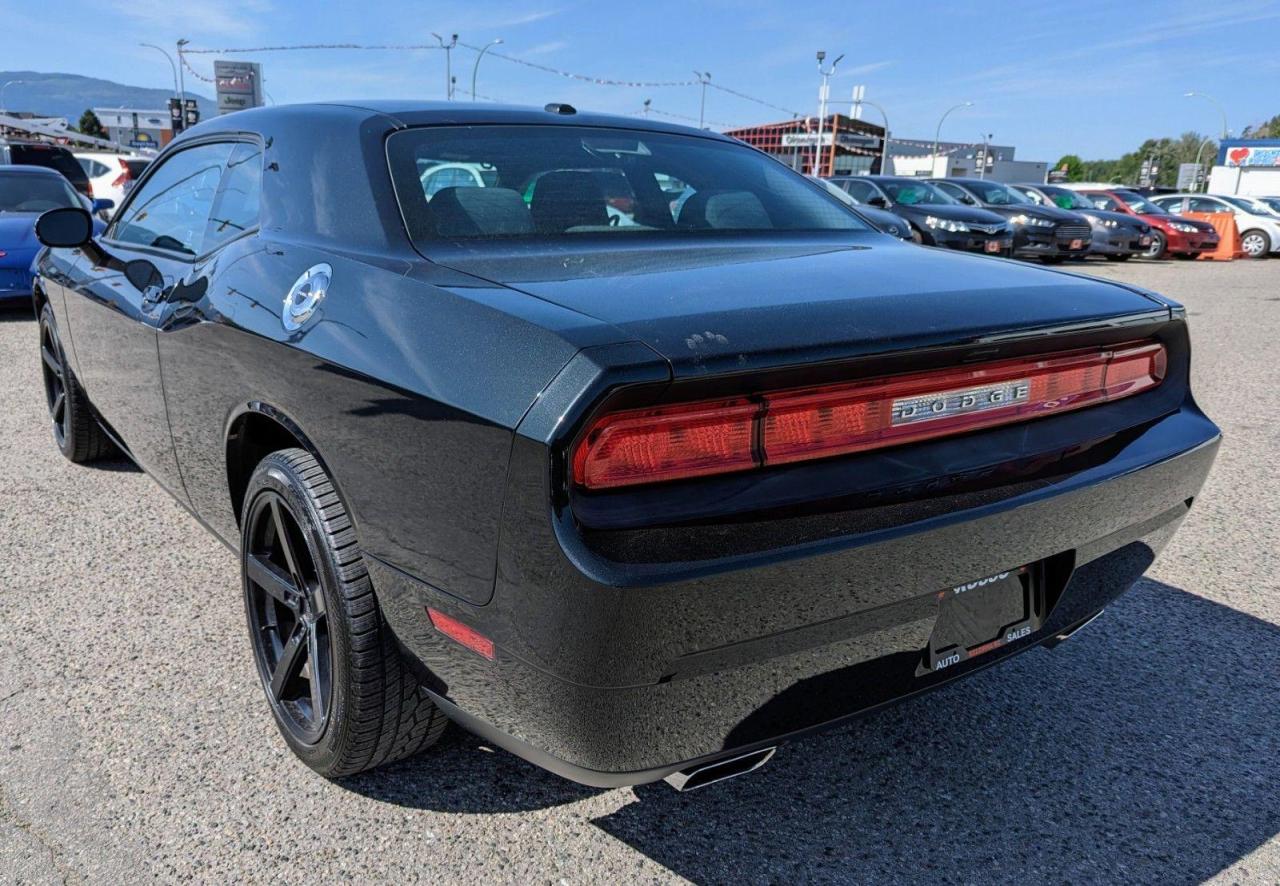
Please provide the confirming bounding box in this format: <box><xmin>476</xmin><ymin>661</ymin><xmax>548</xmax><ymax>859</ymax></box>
<box><xmin>572</xmin><ymin>341</ymin><xmax>1166</xmax><ymax>490</ymax></box>
<box><xmin>427</xmin><ymin>607</ymin><xmax>495</xmax><ymax>660</ymax></box>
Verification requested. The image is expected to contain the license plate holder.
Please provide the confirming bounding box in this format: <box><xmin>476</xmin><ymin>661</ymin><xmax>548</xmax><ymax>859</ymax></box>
<box><xmin>923</xmin><ymin>566</ymin><xmax>1044</xmax><ymax>673</ymax></box>
<box><xmin>1069</xmin><ymin>238</ymin><xmax>1084</xmax><ymax>250</ymax></box>
<box><xmin>985</xmin><ymin>240</ymin><xmax>1002</xmax><ymax>253</ymax></box>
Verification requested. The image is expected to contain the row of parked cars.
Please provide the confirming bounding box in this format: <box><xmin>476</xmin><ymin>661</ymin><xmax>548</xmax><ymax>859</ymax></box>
<box><xmin>0</xmin><ymin>138</ymin><xmax>152</xmax><ymax>302</ymax></box>
<box><xmin>821</xmin><ymin>173</ymin><xmax>1280</xmax><ymax>261</ymax></box>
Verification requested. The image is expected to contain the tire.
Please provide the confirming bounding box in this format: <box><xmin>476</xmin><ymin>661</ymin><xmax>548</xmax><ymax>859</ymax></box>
<box><xmin>38</xmin><ymin>304</ymin><xmax>115</xmax><ymax>463</ymax></box>
<box><xmin>1240</xmin><ymin>229</ymin><xmax>1271</xmax><ymax>259</ymax></box>
<box><xmin>240</xmin><ymin>448</ymin><xmax>448</xmax><ymax>777</ymax></box>
<box><xmin>1143</xmin><ymin>231</ymin><xmax>1167</xmax><ymax>260</ymax></box>
<box><xmin>1105</xmin><ymin>254</ymin><xmax>1132</xmax><ymax>262</ymax></box>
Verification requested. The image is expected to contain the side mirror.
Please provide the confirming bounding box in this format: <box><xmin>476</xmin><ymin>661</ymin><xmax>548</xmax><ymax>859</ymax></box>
<box><xmin>92</xmin><ymin>198</ymin><xmax>116</xmax><ymax>214</ymax></box>
<box><xmin>35</xmin><ymin>207</ymin><xmax>93</xmax><ymax>248</ymax></box>
<box><xmin>124</xmin><ymin>259</ymin><xmax>163</xmax><ymax>296</ymax></box>
<box><xmin>867</xmin><ymin>196</ymin><xmax>889</xmax><ymax>208</ymax></box>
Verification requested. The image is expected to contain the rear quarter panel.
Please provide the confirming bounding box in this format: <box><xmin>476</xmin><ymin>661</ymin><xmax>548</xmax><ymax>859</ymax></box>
<box><xmin>159</xmin><ymin>237</ymin><xmax>585</xmax><ymax>605</ymax></box>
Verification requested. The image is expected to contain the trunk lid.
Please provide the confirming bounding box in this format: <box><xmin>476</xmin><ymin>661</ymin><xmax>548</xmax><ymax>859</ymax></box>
<box><xmin>434</xmin><ymin>236</ymin><xmax>1168</xmax><ymax>376</ymax></box>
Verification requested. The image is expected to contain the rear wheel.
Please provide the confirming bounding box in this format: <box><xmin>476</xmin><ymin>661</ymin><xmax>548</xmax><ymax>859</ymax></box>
<box><xmin>241</xmin><ymin>448</ymin><xmax>448</xmax><ymax>777</ymax></box>
<box><xmin>1240</xmin><ymin>229</ymin><xmax>1271</xmax><ymax>259</ymax></box>
<box><xmin>38</xmin><ymin>304</ymin><xmax>115</xmax><ymax>463</ymax></box>
<box><xmin>1143</xmin><ymin>231</ymin><xmax>1167</xmax><ymax>259</ymax></box>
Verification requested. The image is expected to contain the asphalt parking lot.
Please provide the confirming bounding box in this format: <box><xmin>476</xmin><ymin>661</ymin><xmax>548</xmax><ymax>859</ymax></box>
<box><xmin>1</xmin><ymin>257</ymin><xmax>1277</xmax><ymax>885</ymax></box>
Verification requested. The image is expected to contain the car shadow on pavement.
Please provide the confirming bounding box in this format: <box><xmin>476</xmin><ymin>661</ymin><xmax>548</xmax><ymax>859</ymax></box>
<box><xmin>0</xmin><ymin>302</ymin><xmax>35</xmax><ymax>322</ymax></box>
<box><xmin>589</xmin><ymin>579</ymin><xmax>1280</xmax><ymax>883</ymax></box>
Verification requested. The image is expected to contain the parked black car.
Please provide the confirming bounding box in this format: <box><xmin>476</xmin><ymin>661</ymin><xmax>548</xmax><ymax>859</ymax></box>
<box><xmin>32</xmin><ymin>102</ymin><xmax>1218</xmax><ymax>791</ymax></box>
<box><xmin>930</xmin><ymin>177</ymin><xmax>1093</xmax><ymax>263</ymax></box>
<box><xmin>1011</xmin><ymin>183</ymin><xmax>1152</xmax><ymax>261</ymax></box>
<box><xmin>807</xmin><ymin>175</ymin><xmax>912</xmax><ymax>240</ymax></box>
<box><xmin>1</xmin><ymin>139</ymin><xmax>93</xmax><ymax>198</ymax></box>
<box><xmin>828</xmin><ymin>175</ymin><xmax>1013</xmax><ymax>254</ymax></box>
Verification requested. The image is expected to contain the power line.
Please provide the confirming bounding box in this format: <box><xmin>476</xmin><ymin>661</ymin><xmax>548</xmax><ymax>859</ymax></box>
<box><xmin>181</xmin><ymin>40</ymin><xmax>803</xmax><ymax>118</ymax></box>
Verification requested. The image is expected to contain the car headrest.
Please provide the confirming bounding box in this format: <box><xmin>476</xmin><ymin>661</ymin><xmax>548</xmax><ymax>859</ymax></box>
<box><xmin>430</xmin><ymin>187</ymin><xmax>531</xmax><ymax>237</ymax></box>
<box><xmin>678</xmin><ymin>190</ymin><xmax>772</xmax><ymax>229</ymax></box>
<box><xmin>530</xmin><ymin>172</ymin><xmax>608</xmax><ymax>233</ymax></box>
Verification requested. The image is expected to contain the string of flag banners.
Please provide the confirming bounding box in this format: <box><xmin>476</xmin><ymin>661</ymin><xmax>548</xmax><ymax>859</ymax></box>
<box><xmin>178</xmin><ymin>41</ymin><xmax>804</xmax><ymax>118</ymax></box>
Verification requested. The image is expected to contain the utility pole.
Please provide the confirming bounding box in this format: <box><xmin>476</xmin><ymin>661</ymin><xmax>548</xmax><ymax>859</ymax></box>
<box><xmin>693</xmin><ymin>71</ymin><xmax>711</xmax><ymax>129</ymax></box>
<box><xmin>433</xmin><ymin>33</ymin><xmax>458</xmax><ymax>100</ymax></box>
<box><xmin>814</xmin><ymin>51</ymin><xmax>842</xmax><ymax>176</ymax></box>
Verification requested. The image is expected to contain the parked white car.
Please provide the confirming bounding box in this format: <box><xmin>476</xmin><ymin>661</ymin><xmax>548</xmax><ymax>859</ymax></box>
<box><xmin>73</xmin><ymin>152</ymin><xmax>151</xmax><ymax>218</ymax></box>
<box><xmin>1150</xmin><ymin>193</ymin><xmax>1280</xmax><ymax>259</ymax></box>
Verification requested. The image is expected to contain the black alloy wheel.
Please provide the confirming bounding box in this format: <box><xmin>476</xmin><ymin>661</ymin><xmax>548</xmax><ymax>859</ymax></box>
<box><xmin>245</xmin><ymin>489</ymin><xmax>333</xmax><ymax>745</ymax></box>
<box><xmin>240</xmin><ymin>449</ymin><xmax>449</xmax><ymax>777</ymax></box>
<box><xmin>39</xmin><ymin>311</ymin><xmax>69</xmax><ymax>451</ymax></box>
<box><xmin>38</xmin><ymin>304</ymin><xmax>114</xmax><ymax>463</ymax></box>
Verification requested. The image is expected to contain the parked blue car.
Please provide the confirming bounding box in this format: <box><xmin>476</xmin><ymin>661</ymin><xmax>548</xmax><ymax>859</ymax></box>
<box><xmin>0</xmin><ymin>165</ymin><xmax>108</xmax><ymax>303</ymax></box>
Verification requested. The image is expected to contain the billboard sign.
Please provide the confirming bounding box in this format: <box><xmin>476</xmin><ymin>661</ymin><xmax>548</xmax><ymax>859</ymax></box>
<box><xmin>214</xmin><ymin>60</ymin><xmax>264</xmax><ymax>115</ymax></box>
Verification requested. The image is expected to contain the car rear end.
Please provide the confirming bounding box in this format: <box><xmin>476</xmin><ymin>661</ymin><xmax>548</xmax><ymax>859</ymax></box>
<box><xmin>375</xmin><ymin>257</ymin><xmax>1219</xmax><ymax>788</ymax></box>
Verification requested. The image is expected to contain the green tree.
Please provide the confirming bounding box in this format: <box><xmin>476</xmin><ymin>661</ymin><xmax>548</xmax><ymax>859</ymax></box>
<box><xmin>1242</xmin><ymin>114</ymin><xmax>1280</xmax><ymax>138</ymax></box>
<box><xmin>76</xmin><ymin>109</ymin><xmax>107</xmax><ymax>139</ymax></box>
<box><xmin>1053</xmin><ymin>154</ymin><xmax>1085</xmax><ymax>181</ymax></box>
<box><xmin>1071</xmin><ymin>131</ymin><xmax>1214</xmax><ymax>187</ymax></box>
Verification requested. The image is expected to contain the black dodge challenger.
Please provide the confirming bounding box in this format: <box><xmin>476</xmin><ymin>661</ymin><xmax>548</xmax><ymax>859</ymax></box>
<box><xmin>31</xmin><ymin>102</ymin><xmax>1219</xmax><ymax>791</ymax></box>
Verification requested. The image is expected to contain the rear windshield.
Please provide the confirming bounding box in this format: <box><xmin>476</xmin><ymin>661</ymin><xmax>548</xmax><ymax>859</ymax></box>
<box><xmin>8</xmin><ymin>144</ymin><xmax>89</xmax><ymax>187</ymax></box>
<box><xmin>387</xmin><ymin>124</ymin><xmax>869</xmax><ymax>243</ymax></box>
<box><xmin>0</xmin><ymin>172</ymin><xmax>81</xmax><ymax>212</ymax></box>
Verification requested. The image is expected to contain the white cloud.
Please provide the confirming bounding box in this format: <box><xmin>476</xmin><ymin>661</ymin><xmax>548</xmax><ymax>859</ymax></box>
<box><xmin>108</xmin><ymin>0</ymin><xmax>273</xmax><ymax>39</ymax></box>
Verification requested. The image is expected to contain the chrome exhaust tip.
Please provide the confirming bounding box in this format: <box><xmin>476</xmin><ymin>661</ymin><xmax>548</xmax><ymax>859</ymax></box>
<box><xmin>1044</xmin><ymin>609</ymin><xmax>1105</xmax><ymax>649</ymax></box>
<box><xmin>663</xmin><ymin>747</ymin><xmax>776</xmax><ymax>792</ymax></box>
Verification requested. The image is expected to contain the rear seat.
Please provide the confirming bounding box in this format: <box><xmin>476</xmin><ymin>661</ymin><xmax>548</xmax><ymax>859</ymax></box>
<box><xmin>430</xmin><ymin>187</ymin><xmax>532</xmax><ymax>237</ymax></box>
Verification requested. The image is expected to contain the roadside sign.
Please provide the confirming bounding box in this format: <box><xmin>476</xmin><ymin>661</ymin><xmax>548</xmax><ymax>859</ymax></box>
<box><xmin>214</xmin><ymin>60</ymin><xmax>264</xmax><ymax>115</ymax></box>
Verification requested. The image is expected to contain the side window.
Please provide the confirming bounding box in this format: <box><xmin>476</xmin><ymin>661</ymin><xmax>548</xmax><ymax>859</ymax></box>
<box><xmin>935</xmin><ymin>182</ymin><xmax>970</xmax><ymax>203</ymax></box>
<box><xmin>1091</xmin><ymin>194</ymin><xmax>1120</xmax><ymax>211</ymax></box>
<box><xmin>841</xmin><ymin>179</ymin><xmax>876</xmax><ymax>203</ymax></box>
<box><xmin>205</xmin><ymin>142</ymin><xmax>263</xmax><ymax>251</ymax></box>
<box><xmin>1017</xmin><ymin>187</ymin><xmax>1044</xmax><ymax>205</ymax></box>
<box><xmin>1186</xmin><ymin>197</ymin><xmax>1223</xmax><ymax>213</ymax></box>
<box><xmin>109</xmin><ymin>143</ymin><xmax>231</xmax><ymax>256</ymax></box>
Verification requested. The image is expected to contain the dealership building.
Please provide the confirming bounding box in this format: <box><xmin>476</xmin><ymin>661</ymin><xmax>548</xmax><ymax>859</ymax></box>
<box><xmin>1207</xmin><ymin>138</ymin><xmax>1280</xmax><ymax>196</ymax></box>
<box><xmin>92</xmin><ymin>108</ymin><xmax>172</xmax><ymax>153</ymax></box>
<box><xmin>725</xmin><ymin>116</ymin><xmax>1047</xmax><ymax>183</ymax></box>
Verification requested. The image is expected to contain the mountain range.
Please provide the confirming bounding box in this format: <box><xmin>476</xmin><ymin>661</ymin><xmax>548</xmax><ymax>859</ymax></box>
<box><xmin>0</xmin><ymin>71</ymin><xmax>216</xmax><ymax>123</ymax></box>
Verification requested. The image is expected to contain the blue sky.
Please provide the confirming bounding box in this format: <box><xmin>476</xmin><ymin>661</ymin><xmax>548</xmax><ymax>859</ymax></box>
<box><xmin>5</xmin><ymin>0</ymin><xmax>1279</xmax><ymax>160</ymax></box>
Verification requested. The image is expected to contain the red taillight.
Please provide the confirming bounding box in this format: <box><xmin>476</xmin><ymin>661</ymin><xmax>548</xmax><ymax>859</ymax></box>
<box><xmin>110</xmin><ymin>157</ymin><xmax>132</xmax><ymax>189</ymax></box>
<box><xmin>426</xmin><ymin>607</ymin><xmax>495</xmax><ymax>660</ymax></box>
<box><xmin>572</xmin><ymin>341</ymin><xmax>1166</xmax><ymax>490</ymax></box>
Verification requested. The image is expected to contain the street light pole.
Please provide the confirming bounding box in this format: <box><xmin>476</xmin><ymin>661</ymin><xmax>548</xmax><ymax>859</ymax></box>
<box><xmin>139</xmin><ymin>44</ymin><xmax>180</xmax><ymax>97</ymax></box>
<box><xmin>1192</xmin><ymin>136</ymin><xmax>1216</xmax><ymax>192</ymax></box>
<box><xmin>176</xmin><ymin>39</ymin><xmax>188</xmax><ymax>110</ymax></box>
<box><xmin>693</xmin><ymin>71</ymin><xmax>711</xmax><ymax>129</ymax></box>
<box><xmin>978</xmin><ymin>132</ymin><xmax>993</xmax><ymax>179</ymax></box>
<box><xmin>433</xmin><ymin>33</ymin><xmax>459</xmax><ymax>100</ymax></box>
<box><xmin>814</xmin><ymin>51</ymin><xmax>843</xmax><ymax>176</ymax></box>
<box><xmin>470</xmin><ymin>38</ymin><xmax>503</xmax><ymax>100</ymax></box>
<box><xmin>1184</xmin><ymin>91</ymin><xmax>1228</xmax><ymax>141</ymax></box>
<box><xmin>855</xmin><ymin>98</ymin><xmax>890</xmax><ymax>175</ymax></box>
<box><xmin>932</xmin><ymin>101</ymin><xmax>973</xmax><ymax>176</ymax></box>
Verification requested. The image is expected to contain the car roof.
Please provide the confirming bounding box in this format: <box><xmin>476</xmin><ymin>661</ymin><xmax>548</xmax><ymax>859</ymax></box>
<box><xmin>0</xmin><ymin>163</ymin><xmax>64</xmax><ymax>175</ymax></box>
<box><xmin>181</xmin><ymin>100</ymin><xmax>735</xmax><ymax>144</ymax></box>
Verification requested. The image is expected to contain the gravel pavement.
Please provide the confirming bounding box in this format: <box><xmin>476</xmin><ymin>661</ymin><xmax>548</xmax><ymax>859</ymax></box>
<box><xmin>1</xmin><ymin>258</ymin><xmax>1277</xmax><ymax>885</ymax></box>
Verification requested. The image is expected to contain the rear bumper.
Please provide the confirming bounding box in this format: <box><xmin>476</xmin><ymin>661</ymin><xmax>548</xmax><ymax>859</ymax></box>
<box><xmin>375</xmin><ymin>406</ymin><xmax>1219</xmax><ymax>786</ymax></box>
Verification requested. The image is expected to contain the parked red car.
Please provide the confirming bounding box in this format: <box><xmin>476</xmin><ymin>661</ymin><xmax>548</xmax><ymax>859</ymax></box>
<box><xmin>1080</xmin><ymin>189</ymin><xmax>1218</xmax><ymax>260</ymax></box>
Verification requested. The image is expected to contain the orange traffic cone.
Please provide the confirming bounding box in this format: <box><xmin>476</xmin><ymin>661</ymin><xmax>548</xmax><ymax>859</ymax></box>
<box><xmin>1185</xmin><ymin>211</ymin><xmax>1244</xmax><ymax>261</ymax></box>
